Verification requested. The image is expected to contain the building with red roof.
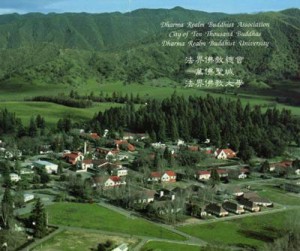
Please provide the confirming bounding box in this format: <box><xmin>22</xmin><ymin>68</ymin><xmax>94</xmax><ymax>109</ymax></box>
<box><xmin>64</xmin><ymin>151</ymin><xmax>84</xmax><ymax>165</ymax></box>
<box><xmin>214</xmin><ymin>148</ymin><xmax>236</xmax><ymax>159</ymax></box>
<box><xmin>148</xmin><ymin>170</ymin><xmax>176</xmax><ymax>183</ymax></box>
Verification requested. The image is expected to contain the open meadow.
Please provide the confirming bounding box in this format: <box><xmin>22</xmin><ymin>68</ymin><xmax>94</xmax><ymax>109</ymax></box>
<box><xmin>32</xmin><ymin>230</ymin><xmax>139</xmax><ymax>251</ymax></box>
<box><xmin>177</xmin><ymin>210</ymin><xmax>298</xmax><ymax>250</ymax></box>
<box><xmin>1</xmin><ymin>81</ymin><xmax>300</xmax><ymax>127</ymax></box>
<box><xmin>46</xmin><ymin>202</ymin><xmax>186</xmax><ymax>241</ymax></box>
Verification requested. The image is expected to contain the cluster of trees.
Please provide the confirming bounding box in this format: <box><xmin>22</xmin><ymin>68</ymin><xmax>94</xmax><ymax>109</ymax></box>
<box><xmin>91</xmin><ymin>93</ymin><xmax>300</xmax><ymax>160</ymax></box>
<box><xmin>0</xmin><ymin>110</ymin><xmax>46</xmax><ymax>139</ymax></box>
<box><xmin>69</xmin><ymin>90</ymin><xmax>145</xmax><ymax>104</ymax></box>
<box><xmin>29</xmin><ymin>90</ymin><xmax>147</xmax><ymax>109</ymax></box>
<box><xmin>31</xmin><ymin>95</ymin><xmax>93</xmax><ymax>108</ymax></box>
<box><xmin>0</xmin><ymin>188</ymin><xmax>47</xmax><ymax>240</ymax></box>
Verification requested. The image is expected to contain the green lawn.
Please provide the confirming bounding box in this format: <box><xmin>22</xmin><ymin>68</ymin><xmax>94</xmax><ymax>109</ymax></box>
<box><xmin>256</xmin><ymin>185</ymin><xmax>300</xmax><ymax>206</ymax></box>
<box><xmin>0</xmin><ymin>101</ymin><xmax>122</xmax><ymax>126</ymax></box>
<box><xmin>141</xmin><ymin>241</ymin><xmax>201</xmax><ymax>251</ymax></box>
<box><xmin>46</xmin><ymin>203</ymin><xmax>186</xmax><ymax>240</ymax></box>
<box><xmin>141</xmin><ymin>241</ymin><xmax>230</xmax><ymax>251</ymax></box>
<box><xmin>32</xmin><ymin>230</ymin><xmax>138</xmax><ymax>251</ymax></box>
<box><xmin>177</xmin><ymin>210</ymin><xmax>296</xmax><ymax>249</ymax></box>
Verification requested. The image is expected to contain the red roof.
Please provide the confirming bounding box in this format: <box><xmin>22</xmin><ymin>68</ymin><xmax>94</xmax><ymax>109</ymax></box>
<box><xmin>83</xmin><ymin>159</ymin><xmax>93</xmax><ymax>164</ymax></box>
<box><xmin>127</xmin><ymin>143</ymin><xmax>135</xmax><ymax>152</ymax></box>
<box><xmin>109</xmin><ymin>176</ymin><xmax>121</xmax><ymax>182</ymax></box>
<box><xmin>115</xmin><ymin>139</ymin><xmax>127</xmax><ymax>145</ymax></box>
<box><xmin>188</xmin><ymin>146</ymin><xmax>199</xmax><ymax>152</ymax></box>
<box><xmin>90</xmin><ymin>133</ymin><xmax>100</xmax><ymax>140</ymax></box>
<box><xmin>216</xmin><ymin>148</ymin><xmax>236</xmax><ymax>158</ymax></box>
<box><xmin>217</xmin><ymin>169</ymin><xmax>228</xmax><ymax>174</ymax></box>
<box><xmin>198</xmin><ymin>170</ymin><xmax>211</xmax><ymax>175</ymax></box>
<box><xmin>164</xmin><ymin>170</ymin><xmax>176</xmax><ymax>177</ymax></box>
<box><xmin>276</xmin><ymin>161</ymin><xmax>293</xmax><ymax>168</ymax></box>
<box><xmin>150</xmin><ymin>172</ymin><xmax>161</xmax><ymax>178</ymax></box>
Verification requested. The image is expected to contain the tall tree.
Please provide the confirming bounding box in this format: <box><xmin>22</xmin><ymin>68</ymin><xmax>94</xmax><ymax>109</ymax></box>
<box><xmin>210</xmin><ymin>169</ymin><xmax>220</xmax><ymax>188</ymax></box>
<box><xmin>30</xmin><ymin>198</ymin><xmax>47</xmax><ymax>238</ymax></box>
<box><xmin>1</xmin><ymin>188</ymin><xmax>14</xmax><ymax>229</ymax></box>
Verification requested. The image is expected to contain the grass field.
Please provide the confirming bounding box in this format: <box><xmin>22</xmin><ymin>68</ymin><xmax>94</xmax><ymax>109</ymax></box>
<box><xmin>0</xmin><ymin>101</ymin><xmax>122</xmax><ymax>126</ymax></box>
<box><xmin>141</xmin><ymin>241</ymin><xmax>201</xmax><ymax>251</ymax></box>
<box><xmin>32</xmin><ymin>230</ymin><xmax>138</xmax><ymax>251</ymax></box>
<box><xmin>141</xmin><ymin>241</ymin><xmax>230</xmax><ymax>251</ymax></box>
<box><xmin>177</xmin><ymin>210</ymin><xmax>297</xmax><ymax>250</ymax></box>
<box><xmin>1</xmin><ymin>81</ymin><xmax>299</xmax><ymax>127</ymax></box>
<box><xmin>46</xmin><ymin>202</ymin><xmax>186</xmax><ymax>241</ymax></box>
<box><xmin>254</xmin><ymin>185</ymin><xmax>300</xmax><ymax>206</ymax></box>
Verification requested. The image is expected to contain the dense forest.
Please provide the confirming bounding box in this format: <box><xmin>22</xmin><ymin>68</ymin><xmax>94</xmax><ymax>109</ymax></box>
<box><xmin>90</xmin><ymin>93</ymin><xmax>300</xmax><ymax>160</ymax></box>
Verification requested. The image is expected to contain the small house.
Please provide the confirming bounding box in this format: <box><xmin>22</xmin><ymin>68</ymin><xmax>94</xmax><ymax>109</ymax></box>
<box><xmin>148</xmin><ymin>172</ymin><xmax>161</xmax><ymax>182</ymax></box>
<box><xmin>104</xmin><ymin>176</ymin><xmax>126</xmax><ymax>188</ymax></box>
<box><xmin>64</xmin><ymin>152</ymin><xmax>84</xmax><ymax>165</ymax></box>
<box><xmin>195</xmin><ymin>170</ymin><xmax>211</xmax><ymax>180</ymax></box>
<box><xmin>238</xmin><ymin>197</ymin><xmax>260</xmax><ymax>212</ymax></box>
<box><xmin>205</xmin><ymin>203</ymin><xmax>229</xmax><ymax>217</ymax></box>
<box><xmin>222</xmin><ymin>201</ymin><xmax>245</xmax><ymax>214</ymax></box>
<box><xmin>24</xmin><ymin>193</ymin><xmax>34</xmax><ymax>203</ymax></box>
<box><xmin>214</xmin><ymin>148</ymin><xmax>236</xmax><ymax>159</ymax></box>
<box><xmin>243</xmin><ymin>193</ymin><xmax>273</xmax><ymax>207</ymax></box>
<box><xmin>161</xmin><ymin>170</ymin><xmax>176</xmax><ymax>182</ymax></box>
<box><xmin>133</xmin><ymin>190</ymin><xmax>156</xmax><ymax>204</ymax></box>
<box><xmin>79</xmin><ymin>159</ymin><xmax>93</xmax><ymax>171</ymax></box>
<box><xmin>111</xmin><ymin>167</ymin><xmax>128</xmax><ymax>177</ymax></box>
<box><xmin>10</xmin><ymin>173</ymin><xmax>21</xmax><ymax>182</ymax></box>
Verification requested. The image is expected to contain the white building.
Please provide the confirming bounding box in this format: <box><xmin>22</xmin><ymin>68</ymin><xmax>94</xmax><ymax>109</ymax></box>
<box><xmin>33</xmin><ymin>160</ymin><xmax>58</xmax><ymax>174</ymax></box>
<box><xmin>24</xmin><ymin>193</ymin><xmax>35</xmax><ymax>203</ymax></box>
<box><xmin>10</xmin><ymin>173</ymin><xmax>21</xmax><ymax>182</ymax></box>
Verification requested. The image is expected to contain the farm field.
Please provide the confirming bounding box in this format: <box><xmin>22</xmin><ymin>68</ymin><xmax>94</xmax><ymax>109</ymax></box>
<box><xmin>46</xmin><ymin>202</ymin><xmax>186</xmax><ymax>241</ymax></box>
<box><xmin>32</xmin><ymin>230</ymin><xmax>139</xmax><ymax>251</ymax></box>
<box><xmin>177</xmin><ymin>210</ymin><xmax>298</xmax><ymax>250</ymax></box>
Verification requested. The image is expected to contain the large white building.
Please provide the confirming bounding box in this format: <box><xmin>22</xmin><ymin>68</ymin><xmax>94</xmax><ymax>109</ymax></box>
<box><xmin>33</xmin><ymin>160</ymin><xmax>58</xmax><ymax>174</ymax></box>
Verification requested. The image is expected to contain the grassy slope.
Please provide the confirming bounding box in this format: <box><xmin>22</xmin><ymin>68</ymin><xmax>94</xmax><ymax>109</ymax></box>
<box><xmin>46</xmin><ymin>202</ymin><xmax>186</xmax><ymax>241</ymax></box>
<box><xmin>1</xmin><ymin>81</ymin><xmax>300</xmax><ymax>127</ymax></box>
<box><xmin>0</xmin><ymin>101</ymin><xmax>122</xmax><ymax>126</ymax></box>
<box><xmin>177</xmin><ymin>210</ymin><xmax>297</xmax><ymax>249</ymax></box>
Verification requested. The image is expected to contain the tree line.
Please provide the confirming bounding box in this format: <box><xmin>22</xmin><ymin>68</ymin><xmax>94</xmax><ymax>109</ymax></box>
<box><xmin>90</xmin><ymin>93</ymin><xmax>300</xmax><ymax>160</ymax></box>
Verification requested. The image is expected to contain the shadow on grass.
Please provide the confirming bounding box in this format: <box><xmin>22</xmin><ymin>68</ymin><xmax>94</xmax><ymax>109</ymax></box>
<box><xmin>238</xmin><ymin>229</ymin><xmax>275</xmax><ymax>243</ymax></box>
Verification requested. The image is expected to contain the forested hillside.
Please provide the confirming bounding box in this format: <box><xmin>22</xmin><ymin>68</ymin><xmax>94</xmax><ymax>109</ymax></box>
<box><xmin>0</xmin><ymin>7</ymin><xmax>299</xmax><ymax>88</ymax></box>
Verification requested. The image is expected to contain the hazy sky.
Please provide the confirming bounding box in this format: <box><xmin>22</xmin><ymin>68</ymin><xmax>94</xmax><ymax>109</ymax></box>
<box><xmin>0</xmin><ymin>0</ymin><xmax>299</xmax><ymax>15</ymax></box>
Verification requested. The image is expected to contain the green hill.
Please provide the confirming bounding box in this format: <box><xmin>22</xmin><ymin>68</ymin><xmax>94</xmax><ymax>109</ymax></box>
<box><xmin>0</xmin><ymin>7</ymin><xmax>299</xmax><ymax>93</ymax></box>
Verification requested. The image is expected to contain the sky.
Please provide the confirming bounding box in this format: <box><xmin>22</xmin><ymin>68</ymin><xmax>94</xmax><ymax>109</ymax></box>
<box><xmin>0</xmin><ymin>0</ymin><xmax>299</xmax><ymax>15</ymax></box>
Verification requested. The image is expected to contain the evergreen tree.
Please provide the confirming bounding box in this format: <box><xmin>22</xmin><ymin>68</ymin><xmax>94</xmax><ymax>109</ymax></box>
<box><xmin>28</xmin><ymin>117</ymin><xmax>38</xmax><ymax>137</ymax></box>
<box><xmin>35</xmin><ymin>114</ymin><xmax>45</xmax><ymax>129</ymax></box>
<box><xmin>260</xmin><ymin>160</ymin><xmax>270</xmax><ymax>173</ymax></box>
<box><xmin>210</xmin><ymin>169</ymin><xmax>220</xmax><ymax>188</ymax></box>
<box><xmin>30</xmin><ymin>198</ymin><xmax>47</xmax><ymax>238</ymax></box>
<box><xmin>238</xmin><ymin>138</ymin><xmax>254</xmax><ymax>162</ymax></box>
<box><xmin>1</xmin><ymin>188</ymin><xmax>14</xmax><ymax>229</ymax></box>
<box><xmin>170</xmin><ymin>117</ymin><xmax>179</xmax><ymax>141</ymax></box>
